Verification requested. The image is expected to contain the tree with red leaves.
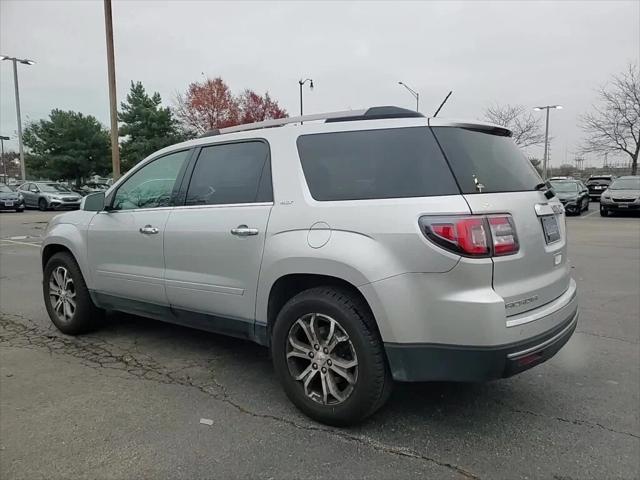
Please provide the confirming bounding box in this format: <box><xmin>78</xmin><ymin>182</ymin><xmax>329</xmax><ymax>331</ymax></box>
<box><xmin>237</xmin><ymin>89</ymin><xmax>288</xmax><ymax>124</ymax></box>
<box><xmin>175</xmin><ymin>77</ymin><xmax>239</xmax><ymax>135</ymax></box>
<box><xmin>175</xmin><ymin>77</ymin><xmax>287</xmax><ymax>135</ymax></box>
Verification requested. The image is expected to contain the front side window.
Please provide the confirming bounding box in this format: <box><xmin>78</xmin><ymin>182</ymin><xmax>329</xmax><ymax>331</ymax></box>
<box><xmin>112</xmin><ymin>150</ymin><xmax>190</xmax><ymax>210</ymax></box>
<box><xmin>185</xmin><ymin>141</ymin><xmax>271</xmax><ymax>206</ymax></box>
<box><xmin>297</xmin><ymin>127</ymin><xmax>459</xmax><ymax>201</ymax></box>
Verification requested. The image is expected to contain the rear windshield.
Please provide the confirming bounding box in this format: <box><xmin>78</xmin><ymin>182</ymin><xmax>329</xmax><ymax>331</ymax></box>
<box><xmin>610</xmin><ymin>177</ymin><xmax>640</xmax><ymax>190</ymax></box>
<box><xmin>297</xmin><ymin>127</ymin><xmax>459</xmax><ymax>201</ymax></box>
<box><xmin>587</xmin><ymin>178</ymin><xmax>612</xmax><ymax>185</ymax></box>
<box><xmin>431</xmin><ymin>127</ymin><xmax>542</xmax><ymax>194</ymax></box>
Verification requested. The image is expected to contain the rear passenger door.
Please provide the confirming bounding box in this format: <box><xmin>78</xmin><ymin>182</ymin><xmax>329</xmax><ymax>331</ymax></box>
<box><xmin>163</xmin><ymin>140</ymin><xmax>273</xmax><ymax>325</ymax></box>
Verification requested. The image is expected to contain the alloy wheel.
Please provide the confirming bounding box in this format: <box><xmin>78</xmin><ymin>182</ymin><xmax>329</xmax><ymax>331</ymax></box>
<box><xmin>49</xmin><ymin>266</ymin><xmax>76</xmax><ymax>323</ymax></box>
<box><xmin>286</xmin><ymin>313</ymin><xmax>358</xmax><ymax>405</ymax></box>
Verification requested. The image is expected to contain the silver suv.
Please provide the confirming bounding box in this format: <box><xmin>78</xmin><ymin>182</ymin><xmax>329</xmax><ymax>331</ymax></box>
<box><xmin>41</xmin><ymin>106</ymin><xmax>578</xmax><ymax>425</ymax></box>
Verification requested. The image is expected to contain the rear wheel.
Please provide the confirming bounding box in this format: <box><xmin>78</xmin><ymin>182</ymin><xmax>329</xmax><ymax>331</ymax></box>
<box><xmin>272</xmin><ymin>287</ymin><xmax>392</xmax><ymax>426</ymax></box>
<box><xmin>38</xmin><ymin>198</ymin><xmax>48</xmax><ymax>211</ymax></box>
<box><xmin>43</xmin><ymin>252</ymin><xmax>103</xmax><ymax>335</ymax></box>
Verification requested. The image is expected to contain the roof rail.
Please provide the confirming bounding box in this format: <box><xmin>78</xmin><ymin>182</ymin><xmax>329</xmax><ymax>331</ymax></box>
<box><xmin>199</xmin><ymin>106</ymin><xmax>424</xmax><ymax>137</ymax></box>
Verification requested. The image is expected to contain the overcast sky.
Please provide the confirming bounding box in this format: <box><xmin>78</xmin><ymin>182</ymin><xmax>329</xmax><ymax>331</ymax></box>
<box><xmin>1</xmin><ymin>0</ymin><xmax>639</xmax><ymax>167</ymax></box>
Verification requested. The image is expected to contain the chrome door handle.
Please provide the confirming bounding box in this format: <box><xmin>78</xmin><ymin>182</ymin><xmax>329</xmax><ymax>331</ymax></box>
<box><xmin>139</xmin><ymin>225</ymin><xmax>159</xmax><ymax>235</ymax></box>
<box><xmin>231</xmin><ymin>225</ymin><xmax>259</xmax><ymax>237</ymax></box>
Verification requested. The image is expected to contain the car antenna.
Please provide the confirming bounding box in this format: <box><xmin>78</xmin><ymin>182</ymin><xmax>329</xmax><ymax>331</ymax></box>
<box><xmin>433</xmin><ymin>91</ymin><xmax>453</xmax><ymax>117</ymax></box>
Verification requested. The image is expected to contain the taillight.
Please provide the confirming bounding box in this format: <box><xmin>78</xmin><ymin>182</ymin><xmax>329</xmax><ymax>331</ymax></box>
<box><xmin>420</xmin><ymin>214</ymin><xmax>519</xmax><ymax>257</ymax></box>
<box><xmin>487</xmin><ymin>216</ymin><xmax>519</xmax><ymax>256</ymax></box>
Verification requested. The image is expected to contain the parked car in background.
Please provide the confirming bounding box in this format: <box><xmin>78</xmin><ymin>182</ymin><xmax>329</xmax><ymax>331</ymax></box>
<box><xmin>600</xmin><ymin>176</ymin><xmax>640</xmax><ymax>216</ymax></box>
<box><xmin>549</xmin><ymin>179</ymin><xmax>590</xmax><ymax>215</ymax></box>
<box><xmin>586</xmin><ymin>175</ymin><xmax>615</xmax><ymax>201</ymax></box>
<box><xmin>18</xmin><ymin>182</ymin><xmax>83</xmax><ymax>211</ymax></box>
<box><xmin>71</xmin><ymin>182</ymin><xmax>110</xmax><ymax>197</ymax></box>
<box><xmin>0</xmin><ymin>184</ymin><xmax>25</xmax><ymax>212</ymax></box>
<box><xmin>40</xmin><ymin>106</ymin><xmax>577</xmax><ymax>425</ymax></box>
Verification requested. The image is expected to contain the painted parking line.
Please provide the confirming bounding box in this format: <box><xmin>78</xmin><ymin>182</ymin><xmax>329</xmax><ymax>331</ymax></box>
<box><xmin>578</xmin><ymin>209</ymin><xmax>599</xmax><ymax>219</ymax></box>
<box><xmin>0</xmin><ymin>239</ymin><xmax>41</xmax><ymax>248</ymax></box>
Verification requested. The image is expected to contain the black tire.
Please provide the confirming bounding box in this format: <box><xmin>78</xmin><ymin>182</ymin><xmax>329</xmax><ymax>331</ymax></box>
<box><xmin>43</xmin><ymin>252</ymin><xmax>103</xmax><ymax>335</ymax></box>
<box><xmin>38</xmin><ymin>198</ymin><xmax>48</xmax><ymax>211</ymax></box>
<box><xmin>271</xmin><ymin>286</ymin><xmax>392</xmax><ymax>426</ymax></box>
<box><xmin>583</xmin><ymin>199</ymin><xmax>589</xmax><ymax>211</ymax></box>
<box><xmin>600</xmin><ymin>206</ymin><xmax>608</xmax><ymax>217</ymax></box>
<box><xmin>16</xmin><ymin>207</ymin><xmax>24</xmax><ymax>213</ymax></box>
<box><xmin>575</xmin><ymin>205</ymin><xmax>582</xmax><ymax>216</ymax></box>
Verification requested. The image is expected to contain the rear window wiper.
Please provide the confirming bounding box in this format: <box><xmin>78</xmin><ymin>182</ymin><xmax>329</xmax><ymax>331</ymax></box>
<box><xmin>535</xmin><ymin>182</ymin><xmax>555</xmax><ymax>199</ymax></box>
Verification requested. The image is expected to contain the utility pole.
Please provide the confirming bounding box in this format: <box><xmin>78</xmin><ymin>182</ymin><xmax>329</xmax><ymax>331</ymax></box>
<box><xmin>104</xmin><ymin>0</ymin><xmax>120</xmax><ymax>180</ymax></box>
<box><xmin>0</xmin><ymin>135</ymin><xmax>8</xmax><ymax>183</ymax></box>
<box><xmin>1</xmin><ymin>56</ymin><xmax>34</xmax><ymax>181</ymax></box>
<box><xmin>533</xmin><ymin>105</ymin><xmax>562</xmax><ymax>180</ymax></box>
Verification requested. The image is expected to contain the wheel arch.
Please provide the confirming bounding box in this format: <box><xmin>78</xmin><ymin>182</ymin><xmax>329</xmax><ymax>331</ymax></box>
<box><xmin>41</xmin><ymin>226</ymin><xmax>91</xmax><ymax>288</ymax></box>
<box><xmin>263</xmin><ymin>273</ymin><xmax>378</xmax><ymax>344</ymax></box>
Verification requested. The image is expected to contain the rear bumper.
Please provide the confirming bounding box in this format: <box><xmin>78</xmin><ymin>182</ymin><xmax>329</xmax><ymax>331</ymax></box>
<box><xmin>385</xmin><ymin>308</ymin><xmax>578</xmax><ymax>382</ymax></box>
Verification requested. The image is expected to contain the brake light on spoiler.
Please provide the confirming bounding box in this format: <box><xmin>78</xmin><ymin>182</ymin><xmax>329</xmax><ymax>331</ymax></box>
<box><xmin>419</xmin><ymin>214</ymin><xmax>519</xmax><ymax>257</ymax></box>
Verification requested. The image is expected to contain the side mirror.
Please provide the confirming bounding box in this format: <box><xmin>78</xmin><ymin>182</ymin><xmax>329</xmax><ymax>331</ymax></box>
<box><xmin>83</xmin><ymin>192</ymin><xmax>106</xmax><ymax>212</ymax></box>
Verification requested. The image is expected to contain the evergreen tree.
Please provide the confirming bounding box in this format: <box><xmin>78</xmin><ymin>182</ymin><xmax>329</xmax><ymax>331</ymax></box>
<box><xmin>119</xmin><ymin>81</ymin><xmax>184</xmax><ymax>171</ymax></box>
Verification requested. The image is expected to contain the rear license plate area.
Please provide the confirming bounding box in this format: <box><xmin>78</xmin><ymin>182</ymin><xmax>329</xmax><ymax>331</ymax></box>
<box><xmin>541</xmin><ymin>215</ymin><xmax>560</xmax><ymax>244</ymax></box>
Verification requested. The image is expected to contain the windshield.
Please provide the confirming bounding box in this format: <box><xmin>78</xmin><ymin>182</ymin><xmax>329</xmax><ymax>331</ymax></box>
<box><xmin>430</xmin><ymin>127</ymin><xmax>542</xmax><ymax>194</ymax></box>
<box><xmin>550</xmin><ymin>181</ymin><xmax>578</xmax><ymax>193</ymax></box>
<box><xmin>0</xmin><ymin>185</ymin><xmax>13</xmax><ymax>193</ymax></box>
<box><xmin>39</xmin><ymin>184</ymin><xmax>72</xmax><ymax>193</ymax></box>
<box><xmin>610</xmin><ymin>177</ymin><xmax>640</xmax><ymax>190</ymax></box>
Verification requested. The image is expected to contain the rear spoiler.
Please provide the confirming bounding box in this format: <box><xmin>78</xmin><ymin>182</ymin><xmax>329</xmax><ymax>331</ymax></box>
<box><xmin>428</xmin><ymin>118</ymin><xmax>512</xmax><ymax>137</ymax></box>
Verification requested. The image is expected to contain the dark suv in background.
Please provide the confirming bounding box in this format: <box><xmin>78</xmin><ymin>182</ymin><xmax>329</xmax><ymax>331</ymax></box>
<box><xmin>586</xmin><ymin>175</ymin><xmax>615</xmax><ymax>201</ymax></box>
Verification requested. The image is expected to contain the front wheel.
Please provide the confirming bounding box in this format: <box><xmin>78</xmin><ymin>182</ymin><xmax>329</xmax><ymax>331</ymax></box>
<box><xmin>43</xmin><ymin>252</ymin><xmax>103</xmax><ymax>335</ymax></box>
<box><xmin>271</xmin><ymin>287</ymin><xmax>392</xmax><ymax>426</ymax></box>
<box><xmin>38</xmin><ymin>198</ymin><xmax>48</xmax><ymax>211</ymax></box>
<box><xmin>584</xmin><ymin>199</ymin><xmax>589</xmax><ymax>211</ymax></box>
<box><xmin>600</xmin><ymin>206</ymin><xmax>609</xmax><ymax>217</ymax></box>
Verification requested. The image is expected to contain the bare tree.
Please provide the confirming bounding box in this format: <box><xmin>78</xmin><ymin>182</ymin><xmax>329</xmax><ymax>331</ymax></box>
<box><xmin>580</xmin><ymin>63</ymin><xmax>639</xmax><ymax>175</ymax></box>
<box><xmin>483</xmin><ymin>104</ymin><xmax>546</xmax><ymax>147</ymax></box>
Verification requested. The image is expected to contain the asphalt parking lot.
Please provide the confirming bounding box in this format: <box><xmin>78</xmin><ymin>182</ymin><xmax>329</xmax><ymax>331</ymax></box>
<box><xmin>0</xmin><ymin>208</ymin><xmax>638</xmax><ymax>479</ymax></box>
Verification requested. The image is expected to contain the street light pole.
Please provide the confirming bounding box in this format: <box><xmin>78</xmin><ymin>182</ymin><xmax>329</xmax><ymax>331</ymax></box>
<box><xmin>398</xmin><ymin>81</ymin><xmax>419</xmax><ymax>112</ymax></box>
<box><xmin>104</xmin><ymin>0</ymin><xmax>121</xmax><ymax>180</ymax></box>
<box><xmin>298</xmin><ymin>78</ymin><xmax>314</xmax><ymax>121</ymax></box>
<box><xmin>1</xmin><ymin>55</ymin><xmax>34</xmax><ymax>181</ymax></box>
<box><xmin>0</xmin><ymin>135</ymin><xmax>9</xmax><ymax>184</ymax></box>
<box><xmin>533</xmin><ymin>105</ymin><xmax>563</xmax><ymax>180</ymax></box>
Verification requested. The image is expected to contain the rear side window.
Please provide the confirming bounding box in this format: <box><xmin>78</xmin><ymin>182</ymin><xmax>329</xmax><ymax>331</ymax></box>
<box><xmin>297</xmin><ymin>127</ymin><xmax>458</xmax><ymax>201</ymax></box>
<box><xmin>185</xmin><ymin>141</ymin><xmax>271</xmax><ymax>205</ymax></box>
<box><xmin>431</xmin><ymin>127</ymin><xmax>541</xmax><ymax>194</ymax></box>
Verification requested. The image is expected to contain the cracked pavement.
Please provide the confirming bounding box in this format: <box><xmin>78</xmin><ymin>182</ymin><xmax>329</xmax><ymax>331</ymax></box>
<box><xmin>1</xmin><ymin>210</ymin><xmax>639</xmax><ymax>479</ymax></box>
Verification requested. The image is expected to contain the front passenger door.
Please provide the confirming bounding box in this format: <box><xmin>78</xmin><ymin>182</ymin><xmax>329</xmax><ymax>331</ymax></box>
<box><xmin>87</xmin><ymin>150</ymin><xmax>191</xmax><ymax>305</ymax></box>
